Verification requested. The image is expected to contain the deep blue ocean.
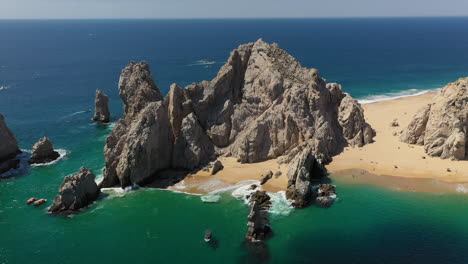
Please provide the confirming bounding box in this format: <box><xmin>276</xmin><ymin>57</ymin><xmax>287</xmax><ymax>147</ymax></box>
<box><xmin>1</xmin><ymin>18</ymin><xmax>468</xmax><ymax>264</ymax></box>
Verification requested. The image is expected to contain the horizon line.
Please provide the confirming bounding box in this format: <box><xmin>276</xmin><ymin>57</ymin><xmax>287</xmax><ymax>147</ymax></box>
<box><xmin>1</xmin><ymin>15</ymin><xmax>468</xmax><ymax>20</ymax></box>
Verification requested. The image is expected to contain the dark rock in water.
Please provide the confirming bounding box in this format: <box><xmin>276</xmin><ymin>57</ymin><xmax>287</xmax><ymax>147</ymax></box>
<box><xmin>29</xmin><ymin>137</ymin><xmax>60</xmax><ymax>164</ymax></box>
<box><xmin>260</xmin><ymin>170</ymin><xmax>273</xmax><ymax>185</ymax></box>
<box><xmin>93</xmin><ymin>89</ymin><xmax>110</xmax><ymax>123</ymax></box>
<box><xmin>211</xmin><ymin>160</ymin><xmax>224</xmax><ymax>175</ymax></box>
<box><xmin>49</xmin><ymin>167</ymin><xmax>100</xmax><ymax>213</ymax></box>
<box><xmin>246</xmin><ymin>191</ymin><xmax>272</xmax><ymax>242</ymax></box>
<box><xmin>285</xmin><ymin>146</ymin><xmax>327</xmax><ymax>208</ymax></box>
<box><xmin>0</xmin><ymin>114</ymin><xmax>21</xmax><ymax>175</ymax></box>
<box><xmin>204</xmin><ymin>229</ymin><xmax>212</xmax><ymax>242</ymax></box>
<box><xmin>315</xmin><ymin>184</ymin><xmax>336</xmax><ymax>207</ymax></box>
<box><xmin>100</xmin><ymin>40</ymin><xmax>373</xmax><ymax>188</ymax></box>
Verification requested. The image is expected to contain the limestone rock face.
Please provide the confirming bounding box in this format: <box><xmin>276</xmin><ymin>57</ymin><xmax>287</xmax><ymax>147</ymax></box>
<box><xmin>285</xmin><ymin>146</ymin><xmax>326</xmax><ymax>208</ymax></box>
<box><xmin>29</xmin><ymin>137</ymin><xmax>60</xmax><ymax>164</ymax></box>
<box><xmin>93</xmin><ymin>89</ymin><xmax>110</xmax><ymax>123</ymax></box>
<box><xmin>101</xmin><ymin>40</ymin><xmax>374</xmax><ymax>188</ymax></box>
<box><xmin>401</xmin><ymin>78</ymin><xmax>468</xmax><ymax>160</ymax></box>
<box><xmin>49</xmin><ymin>167</ymin><xmax>100</xmax><ymax>213</ymax></box>
<box><xmin>0</xmin><ymin>114</ymin><xmax>21</xmax><ymax>174</ymax></box>
<box><xmin>246</xmin><ymin>190</ymin><xmax>272</xmax><ymax>242</ymax></box>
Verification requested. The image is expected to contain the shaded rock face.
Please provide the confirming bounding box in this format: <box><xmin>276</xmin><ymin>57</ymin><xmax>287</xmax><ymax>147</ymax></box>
<box><xmin>260</xmin><ymin>171</ymin><xmax>273</xmax><ymax>185</ymax></box>
<box><xmin>0</xmin><ymin>114</ymin><xmax>21</xmax><ymax>174</ymax></box>
<box><xmin>29</xmin><ymin>137</ymin><xmax>60</xmax><ymax>164</ymax></box>
<box><xmin>49</xmin><ymin>167</ymin><xmax>100</xmax><ymax>213</ymax></box>
<box><xmin>401</xmin><ymin>78</ymin><xmax>468</xmax><ymax>160</ymax></box>
<box><xmin>211</xmin><ymin>160</ymin><xmax>223</xmax><ymax>175</ymax></box>
<box><xmin>246</xmin><ymin>191</ymin><xmax>272</xmax><ymax>242</ymax></box>
<box><xmin>101</xmin><ymin>40</ymin><xmax>374</xmax><ymax>188</ymax></box>
<box><xmin>285</xmin><ymin>146</ymin><xmax>327</xmax><ymax>208</ymax></box>
<box><xmin>315</xmin><ymin>184</ymin><xmax>336</xmax><ymax>207</ymax></box>
<box><xmin>93</xmin><ymin>89</ymin><xmax>110</xmax><ymax>123</ymax></box>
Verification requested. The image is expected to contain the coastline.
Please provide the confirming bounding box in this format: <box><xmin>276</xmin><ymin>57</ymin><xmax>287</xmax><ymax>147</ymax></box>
<box><xmin>328</xmin><ymin>90</ymin><xmax>468</xmax><ymax>187</ymax></box>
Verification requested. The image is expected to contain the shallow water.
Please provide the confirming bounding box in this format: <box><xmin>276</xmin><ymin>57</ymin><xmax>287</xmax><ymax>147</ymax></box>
<box><xmin>1</xmin><ymin>18</ymin><xmax>468</xmax><ymax>263</ymax></box>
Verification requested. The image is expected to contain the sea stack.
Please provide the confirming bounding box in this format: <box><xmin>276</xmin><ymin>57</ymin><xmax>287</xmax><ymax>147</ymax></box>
<box><xmin>49</xmin><ymin>167</ymin><xmax>100</xmax><ymax>213</ymax></box>
<box><xmin>29</xmin><ymin>137</ymin><xmax>60</xmax><ymax>164</ymax></box>
<box><xmin>245</xmin><ymin>191</ymin><xmax>272</xmax><ymax>242</ymax></box>
<box><xmin>401</xmin><ymin>77</ymin><xmax>468</xmax><ymax>160</ymax></box>
<box><xmin>93</xmin><ymin>89</ymin><xmax>110</xmax><ymax>123</ymax></box>
<box><xmin>100</xmin><ymin>39</ymin><xmax>374</xmax><ymax>189</ymax></box>
<box><xmin>0</xmin><ymin>114</ymin><xmax>21</xmax><ymax>174</ymax></box>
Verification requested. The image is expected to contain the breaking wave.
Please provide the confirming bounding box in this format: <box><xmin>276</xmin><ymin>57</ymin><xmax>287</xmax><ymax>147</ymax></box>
<box><xmin>187</xmin><ymin>59</ymin><xmax>217</xmax><ymax>66</ymax></box>
<box><xmin>268</xmin><ymin>191</ymin><xmax>293</xmax><ymax>216</ymax></box>
<box><xmin>0</xmin><ymin>85</ymin><xmax>8</xmax><ymax>91</ymax></box>
<box><xmin>358</xmin><ymin>88</ymin><xmax>439</xmax><ymax>104</ymax></box>
<box><xmin>30</xmin><ymin>149</ymin><xmax>68</xmax><ymax>167</ymax></box>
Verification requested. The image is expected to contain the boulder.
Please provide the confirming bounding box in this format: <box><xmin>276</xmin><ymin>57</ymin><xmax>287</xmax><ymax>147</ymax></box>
<box><xmin>259</xmin><ymin>170</ymin><xmax>273</xmax><ymax>185</ymax></box>
<box><xmin>246</xmin><ymin>191</ymin><xmax>272</xmax><ymax>242</ymax></box>
<box><xmin>49</xmin><ymin>167</ymin><xmax>100</xmax><ymax>213</ymax></box>
<box><xmin>29</xmin><ymin>137</ymin><xmax>60</xmax><ymax>164</ymax></box>
<box><xmin>401</xmin><ymin>78</ymin><xmax>468</xmax><ymax>160</ymax></box>
<box><xmin>92</xmin><ymin>89</ymin><xmax>110</xmax><ymax>123</ymax></box>
<box><xmin>211</xmin><ymin>159</ymin><xmax>224</xmax><ymax>175</ymax></box>
<box><xmin>0</xmin><ymin>114</ymin><xmax>21</xmax><ymax>174</ymax></box>
<box><xmin>315</xmin><ymin>184</ymin><xmax>336</xmax><ymax>207</ymax></box>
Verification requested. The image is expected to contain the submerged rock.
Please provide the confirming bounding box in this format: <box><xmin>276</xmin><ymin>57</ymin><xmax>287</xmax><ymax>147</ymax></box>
<box><xmin>29</xmin><ymin>137</ymin><xmax>60</xmax><ymax>164</ymax></box>
<box><xmin>93</xmin><ymin>89</ymin><xmax>110</xmax><ymax>123</ymax></box>
<box><xmin>49</xmin><ymin>167</ymin><xmax>100</xmax><ymax>213</ymax></box>
<box><xmin>100</xmin><ymin>40</ymin><xmax>374</xmax><ymax>188</ymax></box>
<box><xmin>0</xmin><ymin>114</ymin><xmax>21</xmax><ymax>174</ymax></box>
<box><xmin>246</xmin><ymin>191</ymin><xmax>272</xmax><ymax>242</ymax></box>
<box><xmin>401</xmin><ymin>77</ymin><xmax>468</xmax><ymax>160</ymax></box>
<box><xmin>315</xmin><ymin>184</ymin><xmax>336</xmax><ymax>207</ymax></box>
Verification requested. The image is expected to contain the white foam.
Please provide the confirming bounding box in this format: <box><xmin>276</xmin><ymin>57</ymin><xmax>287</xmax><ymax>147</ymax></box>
<box><xmin>358</xmin><ymin>88</ymin><xmax>440</xmax><ymax>104</ymax></box>
<box><xmin>200</xmin><ymin>193</ymin><xmax>221</xmax><ymax>203</ymax></box>
<box><xmin>0</xmin><ymin>85</ymin><xmax>8</xmax><ymax>91</ymax></box>
<box><xmin>187</xmin><ymin>59</ymin><xmax>217</xmax><ymax>66</ymax></box>
<box><xmin>456</xmin><ymin>184</ymin><xmax>468</xmax><ymax>194</ymax></box>
<box><xmin>231</xmin><ymin>180</ymin><xmax>262</xmax><ymax>204</ymax></box>
<box><xmin>268</xmin><ymin>191</ymin><xmax>293</xmax><ymax>216</ymax></box>
<box><xmin>61</xmin><ymin>110</ymin><xmax>92</xmax><ymax>119</ymax></box>
<box><xmin>30</xmin><ymin>149</ymin><xmax>68</xmax><ymax>167</ymax></box>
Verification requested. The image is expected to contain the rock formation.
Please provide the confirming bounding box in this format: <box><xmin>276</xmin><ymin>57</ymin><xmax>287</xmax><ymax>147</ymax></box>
<box><xmin>93</xmin><ymin>89</ymin><xmax>110</xmax><ymax>123</ymax></box>
<box><xmin>245</xmin><ymin>190</ymin><xmax>272</xmax><ymax>242</ymax></box>
<box><xmin>401</xmin><ymin>78</ymin><xmax>468</xmax><ymax>160</ymax></box>
<box><xmin>0</xmin><ymin>114</ymin><xmax>21</xmax><ymax>174</ymax></box>
<box><xmin>260</xmin><ymin>171</ymin><xmax>273</xmax><ymax>185</ymax></box>
<box><xmin>100</xmin><ymin>39</ymin><xmax>374</xmax><ymax>188</ymax></box>
<box><xmin>315</xmin><ymin>184</ymin><xmax>336</xmax><ymax>207</ymax></box>
<box><xmin>211</xmin><ymin>160</ymin><xmax>223</xmax><ymax>175</ymax></box>
<box><xmin>285</xmin><ymin>145</ymin><xmax>327</xmax><ymax>208</ymax></box>
<box><xmin>49</xmin><ymin>167</ymin><xmax>100</xmax><ymax>213</ymax></box>
<box><xmin>29</xmin><ymin>137</ymin><xmax>60</xmax><ymax>164</ymax></box>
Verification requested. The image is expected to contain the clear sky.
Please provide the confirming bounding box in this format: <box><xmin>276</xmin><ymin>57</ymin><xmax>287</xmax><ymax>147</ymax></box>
<box><xmin>1</xmin><ymin>0</ymin><xmax>468</xmax><ymax>19</ymax></box>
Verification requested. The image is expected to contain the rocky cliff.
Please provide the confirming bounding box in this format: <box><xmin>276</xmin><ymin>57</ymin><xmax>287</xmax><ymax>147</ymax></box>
<box><xmin>93</xmin><ymin>89</ymin><xmax>110</xmax><ymax>123</ymax></box>
<box><xmin>401</xmin><ymin>77</ymin><xmax>468</xmax><ymax>160</ymax></box>
<box><xmin>100</xmin><ymin>39</ymin><xmax>374</xmax><ymax>188</ymax></box>
<box><xmin>0</xmin><ymin>114</ymin><xmax>21</xmax><ymax>174</ymax></box>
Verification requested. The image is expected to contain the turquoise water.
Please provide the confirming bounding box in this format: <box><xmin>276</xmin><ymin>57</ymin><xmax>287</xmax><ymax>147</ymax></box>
<box><xmin>1</xmin><ymin>18</ymin><xmax>468</xmax><ymax>263</ymax></box>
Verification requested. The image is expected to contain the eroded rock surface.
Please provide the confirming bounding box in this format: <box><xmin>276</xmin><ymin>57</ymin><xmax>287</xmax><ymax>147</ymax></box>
<box><xmin>100</xmin><ymin>40</ymin><xmax>374</xmax><ymax>188</ymax></box>
<box><xmin>0</xmin><ymin>114</ymin><xmax>21</xmax><ymax>174</ymax></box>
<box><xmin>29</xmin><ymin>137</ymin><xmax>60</xmax><ymax>164</ymax></box>
<box><xmin>93</xmin><ymin>89</ymin><xmax>110</xmax><ymax>123</ymax></box>
<box><xmin>401</xmin><ymin>78</ymin><xmax>468</xmax><ymax>160</ymax></box>
<box><xmin>49</xmin><ymin>167</ymin><xmax>100</xmax><ymax>213</ymax></box>
<box><xmin>246</xmin><ymin>191</ymin><xmax>272</xmax><ymax>242</ymax></box>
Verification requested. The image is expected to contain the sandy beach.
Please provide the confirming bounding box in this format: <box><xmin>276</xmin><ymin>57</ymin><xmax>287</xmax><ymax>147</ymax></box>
<box><xmin>328</xmin><ymin>91</ymin><xmax>468</xmax><ymax>184</ymax></box>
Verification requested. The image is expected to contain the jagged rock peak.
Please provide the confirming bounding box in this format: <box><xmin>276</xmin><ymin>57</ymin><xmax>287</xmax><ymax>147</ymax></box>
<box><xmin>29</xmin><ymin>137</ymin><xmax>60</xmax><ymax>164</ymax></box>
<box><xmin>119</xmin><ymin>61</ymin><xmax>163</xmax><ymax>119</ymax></box>
<box><xmin>0</xmin><ymin>114</ymin><xmax>21</xmax><ymax>174</ymax></box>
<box><xmin>101</xmin><ymin>40</ymin><xmax>374</xmax><ymax>188</ymax></box>
<box><xmin>49</xmin><ymin>167</ymin><xmax>100</xmax><ymax>213</ymax></box>
<box><xmin>93</xmin><ymin>89</ymin><xmax>110</xmax><ymax>123</ymax></box>
<box><xmin>401</xmin><ymin>77</ymin><xmax>468</xmax><ymax>160</ymax></box>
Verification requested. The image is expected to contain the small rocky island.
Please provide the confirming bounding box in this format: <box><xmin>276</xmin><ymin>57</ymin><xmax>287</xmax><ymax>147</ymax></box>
<box><xmin>401</xmin><ymin>77</ymin><xmax>468</xmax><ymax>160</ymax></box>
<box><xmin>29</xmin><ymin>137</ymin><xmax>60</xmax><ymax>164</ymax></box>
<box><xmin>49</xmin><ymin>167</ymin><xmax>101</xmax><ymax>213</ymax></box>
<box><xmin>100</xmin><ymin>39</ymin><xmax>374</xmax><ymax>202</ymax></box>
<box><xmin>0</xmin><ymin>114</ymin><xmax>21</xmax><ymax>174</ymax></box>
<box><xmin>93</xmin><ymin>89</ymin><xmax>110</xmax><ymax>123</ymax></box>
